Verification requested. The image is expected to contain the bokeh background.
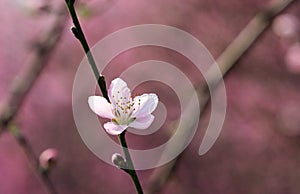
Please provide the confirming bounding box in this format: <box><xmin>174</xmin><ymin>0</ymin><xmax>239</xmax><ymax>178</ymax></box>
<box><xmin>1</xmin><ymin>0</ymin><xmax>300</xmax><ymax>193</ymax></box>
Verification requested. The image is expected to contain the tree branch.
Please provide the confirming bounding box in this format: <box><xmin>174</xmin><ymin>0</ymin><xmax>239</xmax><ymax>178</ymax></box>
<box><xmin>0</xmin><ymin>3</ymin><xmax>68</xmax><ymax>194</ymax></box>
<box><xmin>145</xmin><ymin>0</ymin><xmax>297</xmax><ymax>193</ymax></box>
<box><xmin>0</xmin><ymin>5</ymin><xmax>67</xmax><ymax>135</ymax></box>
<box><xmin>9</xmin><ymin>124</ymin><xmax>58</xmax><ymax>194</ymax></box>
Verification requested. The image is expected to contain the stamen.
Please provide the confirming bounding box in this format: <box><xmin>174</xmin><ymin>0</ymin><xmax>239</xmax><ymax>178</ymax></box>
<box><xmin>111</xmin><ymin>91</ymin><xmax>140</xmax><ymax>125</ymax></box>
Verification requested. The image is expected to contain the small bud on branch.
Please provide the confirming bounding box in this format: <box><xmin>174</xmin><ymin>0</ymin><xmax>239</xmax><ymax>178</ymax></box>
<box><xmin>112</xmin><ymin>153</ymin><xmax>128</xmax><ymax>170</ymax></box>
<box><xmin>39</xmin><ymin>148</ymin><xmax>58</xmax><ymax>174</ymax></box>
<box><xmin>71</xmin><ymin>27</ymin><xmax>80</xmax><ymax>40</ymax></box>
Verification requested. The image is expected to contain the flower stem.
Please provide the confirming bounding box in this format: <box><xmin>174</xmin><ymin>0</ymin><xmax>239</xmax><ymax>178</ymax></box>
<box><xmin>118</xmin><ymin>132</ymin><xmax>144</xmax><ymax>194</ymax></box>
<box><xmin>65</xmin><ymin>0</ymin><xmax>109</xmax><ymax>101</ymax></box>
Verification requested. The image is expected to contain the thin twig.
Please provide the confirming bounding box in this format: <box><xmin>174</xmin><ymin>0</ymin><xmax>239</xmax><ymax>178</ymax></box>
<box><xmin>65</xmin><ymin>1</ymin><xmax>144</xmax><ymax>193</ymax></box>
<box><xmin>9</xmin><ymin>124</ymin><xmax>57</xmax><ymax>194</ymax></box>
<box><xmin>119</xmin><ymin>132</ymin><xmax>144</xmax><ymax>194</ymax></box>
<box><xmin>145</xmin><ymin>0</ymin><xmax>297</xmax><ymax>193</ymax></box>
<box><xmin>65</xmin><ymin>0</ymin><xmax>109</xmax><ymax>101</ymax></box>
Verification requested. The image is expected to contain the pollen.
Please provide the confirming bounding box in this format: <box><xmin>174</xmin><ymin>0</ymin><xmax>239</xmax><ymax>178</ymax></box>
<box><xmin>112</xmin><ymin>93</ymin><xmax>140</xmax><ymax>125</ymax></box>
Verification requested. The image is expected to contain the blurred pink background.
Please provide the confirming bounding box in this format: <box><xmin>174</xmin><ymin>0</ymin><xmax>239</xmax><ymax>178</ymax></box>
<box><xmin>1</xmin><ymin>0</ymin><xmax>300</xmax><ymax>193</ymax></box>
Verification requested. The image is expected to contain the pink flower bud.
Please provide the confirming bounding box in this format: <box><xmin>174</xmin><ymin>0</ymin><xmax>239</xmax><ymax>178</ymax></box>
<box><xmin>39</xmin><ymin>148</ymin><xmax>58</xmax><ymax>171</ymax></box>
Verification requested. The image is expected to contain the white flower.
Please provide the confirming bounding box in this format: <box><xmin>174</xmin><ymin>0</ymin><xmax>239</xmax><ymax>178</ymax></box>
<box><xmin>88</xmin><ymin>78</ymin><xmax>158</xmax><ymax>135</ymax></box>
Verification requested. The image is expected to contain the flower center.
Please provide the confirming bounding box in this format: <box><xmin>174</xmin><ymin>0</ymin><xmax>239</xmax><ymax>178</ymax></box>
<box><xmin>112</xmin><ymin>92</ymin><xmax>141</xmax><ymax>125</ymax></box>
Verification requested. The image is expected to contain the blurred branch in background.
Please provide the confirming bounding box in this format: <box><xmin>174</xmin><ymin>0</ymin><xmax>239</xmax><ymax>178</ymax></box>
<box><xmin>9</xmin><ymin>123</ymin><xmax>58</xmax><ymax>194</ymax></box>
<box><xmin>0</xmin><ymin>3</ymin><xmax>67</xmax><ymax>194</ymax></box>
<box><xmin>145</xmin><ymin>0</ymin><xmax>297</xmax><ymax>193</ymax></box>
<box><xmin>0</xmin><ymin>4</ymin><xmax>67</xmax><ymax>135</ymax></box>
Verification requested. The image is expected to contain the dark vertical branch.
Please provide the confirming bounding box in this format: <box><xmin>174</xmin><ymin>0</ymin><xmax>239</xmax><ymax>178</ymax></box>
<box><xmin>65</xmin><ymin>0</ymin><xmax>109</xmax><ymax>101</ymax></box>
<box><xmin>65</xmin><ymin>1</ymin><xmax>143</xmax><ymax>193</ymax></box>
<box><xmin>118</xmin><ymin>132</ymin><xmax>144</xmax><ymax>194</ymax></box>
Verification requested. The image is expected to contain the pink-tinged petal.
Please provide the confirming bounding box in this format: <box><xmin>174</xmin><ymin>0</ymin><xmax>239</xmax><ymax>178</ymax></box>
<box><xmin>88</xmin><ymin>96</ymin><xmax>114</xmax><ymax>119</ymax></box>
<box><xmin>129</xmin><ymin>114</ymin><xmax>155</xmax><ymax>129</ymax></box>
<box><xmin>108</xmin><ymin>78</ymin><xmax>131</xmax><ymax>104</ymax></box>
<box><xmin>104</xmin><ymin>122</ymin><xmax>128</xmax><ymax>135</ymax></box>
<box><xmin>132</xmin><ymin>94</ymin><xmax>158</xmax><ymax>117</ymax></box>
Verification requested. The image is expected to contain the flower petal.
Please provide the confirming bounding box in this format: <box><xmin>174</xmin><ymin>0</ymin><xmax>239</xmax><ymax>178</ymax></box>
<box><xmin>108</xmin><ymin>78</ymin><xmax>131</xmax><ymax>104</ymax></box>
<box><xmin>88</xmin><ymin>96</ymin><xmax>114</xmax><ymax>119</ymax></box>
<box><xmin>132</xmin><ymin>94</ymin><xmax>158</xmax><ymax>117</ymax></box>
<box><xmin>129</xmin><ymin>114</ymin><xmax>155</xmax><ymax>129</ymax></box>
<box><xmin>104</xmin><ymin>122</ymin><xmax>128</xmax><ymax>135</ymax></box>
